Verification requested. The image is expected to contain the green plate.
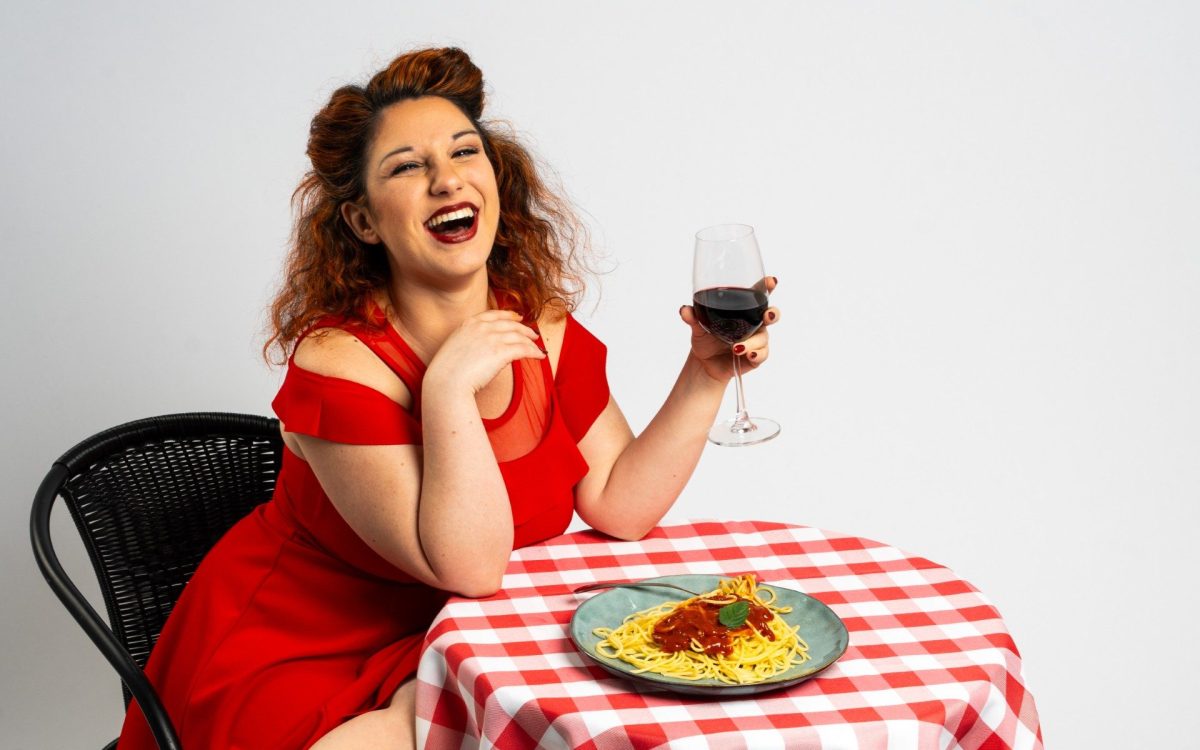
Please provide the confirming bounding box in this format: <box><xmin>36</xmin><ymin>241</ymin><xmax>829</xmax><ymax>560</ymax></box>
<box><xmin>569</xmin><ymin>574</ymin><xmax>848</xmax><ymax>696</ymax></box>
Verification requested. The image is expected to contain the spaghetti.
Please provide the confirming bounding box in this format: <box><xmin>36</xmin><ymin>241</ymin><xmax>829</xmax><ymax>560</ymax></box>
<box><xmin>592</xmin><ymin>575</ymin><xmax>811</xmax><ymax>684</ymax></box>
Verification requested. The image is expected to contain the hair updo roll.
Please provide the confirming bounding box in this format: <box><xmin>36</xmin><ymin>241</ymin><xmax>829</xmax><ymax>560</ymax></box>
<box><xmin>265</xmin><ymin>47</ymin><xmax>587</xmax><ymax>363</ymax></box>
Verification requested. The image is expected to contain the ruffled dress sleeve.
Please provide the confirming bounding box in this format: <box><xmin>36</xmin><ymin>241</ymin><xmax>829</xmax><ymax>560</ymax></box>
<box><xmin>554</xmin><ymin>313</ymin><xmax>611</xmax><ymax>442</ymax></box>
<box><xmin>272</xmin><ymin>365</ymin><xmax>422</xmax><ymax>446</ymax></box>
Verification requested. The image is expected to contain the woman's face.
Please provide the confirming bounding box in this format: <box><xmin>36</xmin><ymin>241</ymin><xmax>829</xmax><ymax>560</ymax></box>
<box><xmin>345</xmin><ymin>96</ymin><xmax>500</xmax><ymax>288</ymax></box>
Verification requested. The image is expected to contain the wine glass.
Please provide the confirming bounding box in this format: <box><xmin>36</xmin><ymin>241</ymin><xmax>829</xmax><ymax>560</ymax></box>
<box><xmin>692</xmin><ymin>223</ymin><xmax>781</xmax><ymax>446</ymax></box>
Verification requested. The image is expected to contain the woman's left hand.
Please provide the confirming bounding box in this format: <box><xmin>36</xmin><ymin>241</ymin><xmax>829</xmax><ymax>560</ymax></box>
<box><xmin>680</xmin><ymin>276</ymin><xmax>780</xmax><ymax>382</ymax></box>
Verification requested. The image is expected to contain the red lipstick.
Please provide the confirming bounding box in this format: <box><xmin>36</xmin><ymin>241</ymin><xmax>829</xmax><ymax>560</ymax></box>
<box><xmin>424</xmin><ymin>202</ymin><xmax>479</xmax><ymax>245</ymax></box>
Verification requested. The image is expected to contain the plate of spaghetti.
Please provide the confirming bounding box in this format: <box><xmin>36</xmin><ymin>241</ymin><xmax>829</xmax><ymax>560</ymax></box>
<box><xmin>570</xmin><ymin>574</ymin><xmax>848</xmax><ymax>696</ymax></box>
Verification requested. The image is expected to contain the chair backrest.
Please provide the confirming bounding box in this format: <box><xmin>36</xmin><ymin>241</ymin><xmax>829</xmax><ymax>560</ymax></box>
<box><xmin>32</xmin><ymin>412</ymin><xmax>283</xmax><ymax>742</ymax></box>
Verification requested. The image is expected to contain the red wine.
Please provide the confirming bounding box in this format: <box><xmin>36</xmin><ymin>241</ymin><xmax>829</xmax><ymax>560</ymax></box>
<box><xmin>692</xmin><ymin>286</ymin><xmax>769</xmax><ymax>344</ymax></box>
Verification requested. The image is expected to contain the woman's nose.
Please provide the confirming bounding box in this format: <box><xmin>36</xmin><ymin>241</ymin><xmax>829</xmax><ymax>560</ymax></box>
<box><xmin>429</xmin><ymin>159</ymin><xmax>464</xmax><ymax>195</ymax></box>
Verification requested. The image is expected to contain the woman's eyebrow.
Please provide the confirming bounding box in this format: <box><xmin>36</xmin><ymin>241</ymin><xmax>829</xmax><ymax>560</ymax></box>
<box><xmin>377</xmin><ymin>130</ymin><xmax>481</xmax><ymax>167</ymax></box>
<box><xmin>378</xmin><ymin>145</ymin><xmax>413</xmax><ymax>167</ymax></box>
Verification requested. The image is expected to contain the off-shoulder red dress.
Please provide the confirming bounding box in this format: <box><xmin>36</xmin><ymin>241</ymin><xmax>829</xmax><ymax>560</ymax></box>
<box><xmin>117</xmin><ymin>307</ymin><xmax>609</xmax><ymax>750</ymax></box>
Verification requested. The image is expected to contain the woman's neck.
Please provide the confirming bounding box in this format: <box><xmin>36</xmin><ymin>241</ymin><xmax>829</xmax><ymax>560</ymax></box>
<box><xmin>384</xmin><ymin>273</ymin><xmax>491</xmax><ymax>363</ymax></box>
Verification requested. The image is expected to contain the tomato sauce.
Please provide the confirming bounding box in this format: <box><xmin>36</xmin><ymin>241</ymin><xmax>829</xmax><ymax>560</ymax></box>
<box><xmin>651</xmin><ymin>597</ymin><xmax>775</xmax><ymax>657</ymax></box>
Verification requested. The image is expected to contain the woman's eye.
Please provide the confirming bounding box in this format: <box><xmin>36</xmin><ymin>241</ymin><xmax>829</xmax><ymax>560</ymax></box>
<box><xmin>390</xmin><ymin>162</ymin><xmax>420</xmax><ymax>176</ymax></box>
<box><xmin>453</xmin><ymin>147</ymin><xmax>479</xmax><ymax>158</ymax></box>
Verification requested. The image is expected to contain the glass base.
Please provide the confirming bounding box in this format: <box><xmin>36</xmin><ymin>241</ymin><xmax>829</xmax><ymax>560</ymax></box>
<box><xmin>707</xmin><ymin>417</ymin><xmax>781</xmax><ymax>447</ymax></box>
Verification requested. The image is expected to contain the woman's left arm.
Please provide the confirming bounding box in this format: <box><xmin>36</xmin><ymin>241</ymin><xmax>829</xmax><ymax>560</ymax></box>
<box><xmin>573</xmin><ymin>283</ymin><xmax>780</xmax><ymax>540</ymax></box>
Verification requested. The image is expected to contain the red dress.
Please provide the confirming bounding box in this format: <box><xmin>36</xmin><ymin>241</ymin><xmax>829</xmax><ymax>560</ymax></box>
<box><xmin>117</xmin><ymin>307</ymin><xmax>609</xmax><ymax>749</ymax></box>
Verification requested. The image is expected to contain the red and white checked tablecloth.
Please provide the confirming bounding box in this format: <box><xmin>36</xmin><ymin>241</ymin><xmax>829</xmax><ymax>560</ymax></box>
<box><xmin>415</xmin><ymin>520</ymin><xmax>1042</xmax><ymax>749</ymax></box>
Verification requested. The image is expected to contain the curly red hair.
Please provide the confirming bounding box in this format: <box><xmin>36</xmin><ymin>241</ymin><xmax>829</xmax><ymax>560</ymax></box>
<box><xmin>265</xmin><ymin>47</ymin><xmax>588</xmax><ymax>363</ymax></box>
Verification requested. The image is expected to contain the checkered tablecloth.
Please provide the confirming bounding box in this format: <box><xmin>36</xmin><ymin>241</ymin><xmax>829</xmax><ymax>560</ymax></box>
<box><xmin>415</xmin><ymin>520</ymin><xmax>1042</xmax><ymax>749</ymax></box>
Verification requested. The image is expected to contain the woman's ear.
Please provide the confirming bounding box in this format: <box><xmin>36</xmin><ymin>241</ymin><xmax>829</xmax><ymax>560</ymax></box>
<box><xmin>340</xmin><ymin>201</ymin><xmax>381</xmax><ymax>245</ymax></box>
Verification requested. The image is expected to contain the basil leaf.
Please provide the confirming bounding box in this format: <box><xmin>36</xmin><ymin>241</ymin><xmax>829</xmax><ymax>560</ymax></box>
<box><xmin>718</xmin><ymin>600</ymin><xmax>750</xmax><ymax>628</ymax></box>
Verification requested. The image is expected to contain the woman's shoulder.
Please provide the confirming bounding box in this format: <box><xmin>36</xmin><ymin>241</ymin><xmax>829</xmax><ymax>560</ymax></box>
<box><xmin>538</xmin><ymin>303</ymin><xmax>606</xmax><ymax>378</ymax></box>
<box><xmin>537</xmin><ymin>297</ymin><xmax>565</xmax><ymax>335</ymax></box>
<box><xmin>273</xmin><ymin>318</ymin><xmax>421</xmax><ymax>445</ymax></box>
<box><xmin>536</xmin><ymin>301</ymin><xmax>574</xmax><ymax>377</ymax></box>
<box><xmin>539</xmin><ymin>304</ymin><xmax>609</xmax><ymax>441</ymax></box>
<box><xmin>293</xmin><ymin>326</ymin><xmax>413</xmax><ymax>409</ymax></box>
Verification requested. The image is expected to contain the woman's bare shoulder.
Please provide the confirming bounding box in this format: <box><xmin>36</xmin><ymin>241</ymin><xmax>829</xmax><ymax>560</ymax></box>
<box><xmin>293</xmin><ymin>327</ymin><xmax>412</xmax><ymax>408</ymax></box>
<box><xmin>538</xmin><ymin>303</ymin><xmax>570</xmax><ymax>376</ymax></box>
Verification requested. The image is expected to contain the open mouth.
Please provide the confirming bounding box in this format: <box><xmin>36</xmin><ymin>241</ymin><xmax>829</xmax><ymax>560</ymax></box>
<box><xmin>424</xmin><ymin>203</ymin><xmax>479</xmax><ymax>244</ymax></box>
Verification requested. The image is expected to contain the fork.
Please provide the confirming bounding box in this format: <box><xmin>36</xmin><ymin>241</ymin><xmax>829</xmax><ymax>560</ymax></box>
<box><xmin>572</xmin><ymin>580</ymin><xmax>702</xmax><ymax>597</ymax></box>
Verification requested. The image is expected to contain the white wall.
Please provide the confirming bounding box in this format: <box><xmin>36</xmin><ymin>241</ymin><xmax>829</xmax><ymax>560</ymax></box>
<box><xmin>3</xmin><ymin>2</ymin><xmax>1196</xmax><ymax>747</ymax></box>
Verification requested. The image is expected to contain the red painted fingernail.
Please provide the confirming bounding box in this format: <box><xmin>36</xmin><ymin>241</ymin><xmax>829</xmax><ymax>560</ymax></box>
<box><xmin>749</xmin><ymin>351</ymin><xmax>758</xmax><ymax>360</ymax></box>
<box><xmin>770</xmin><ymin>276</ymin><xmax>779</xmax><ymax>285</ymax></box>
<box><xmin>733</xmin><ymin>344</ymin><xmax>746</xmax><ymax>354</ymax></box>
<box><xmin>767</xmin><ymin>311</ymin><xmax>777</xmax><ymax>321</ymax></box>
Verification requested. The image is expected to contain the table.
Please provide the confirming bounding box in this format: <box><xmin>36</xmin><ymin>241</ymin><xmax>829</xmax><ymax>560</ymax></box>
<box><xmin>415</xmin><ymin>520</ymin><xmax>1042</xmax><ymax>749</ymax></box>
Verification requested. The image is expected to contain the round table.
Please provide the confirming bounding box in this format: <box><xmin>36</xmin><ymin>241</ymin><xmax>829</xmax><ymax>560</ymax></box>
<box><xmin>415</xmin><ymin>520</ymin><xmax>1042</xmax><ymax>749</ymax></box>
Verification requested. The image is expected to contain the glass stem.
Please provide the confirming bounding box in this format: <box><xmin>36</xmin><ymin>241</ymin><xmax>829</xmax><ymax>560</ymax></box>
<box><xmin>729</xmin><ymin>350</ymin><xmax>756</xmax><ymax>433</ymax></box>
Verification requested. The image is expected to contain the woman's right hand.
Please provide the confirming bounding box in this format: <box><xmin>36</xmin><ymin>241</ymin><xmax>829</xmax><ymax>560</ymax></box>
<box><xmin>423</xmin><ymin>309</ymin><xmax>545</xmax><ymax>397</ymax></box>
<box><xmin>293</xmin><ymin>311</ymin><xmax>534</xmax><ymax>596</ymax></box>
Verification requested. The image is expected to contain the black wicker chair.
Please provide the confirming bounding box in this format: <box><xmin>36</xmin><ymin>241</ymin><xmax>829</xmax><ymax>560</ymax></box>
<box><xmin>30</xmin><ymin>412</ymin><xmax>285</xmax><ymax>750</ymax></box>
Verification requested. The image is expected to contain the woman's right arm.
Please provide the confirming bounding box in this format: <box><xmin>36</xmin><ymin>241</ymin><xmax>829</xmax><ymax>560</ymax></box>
<box><xmin>288</xmin><ymin>310</ymin><xmax>544</xmax><ymax>598</ymax></box>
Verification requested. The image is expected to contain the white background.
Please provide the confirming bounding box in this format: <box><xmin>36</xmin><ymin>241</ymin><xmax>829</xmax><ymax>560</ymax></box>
<box><xmin>2</xmin><ymin>2</ymin><xmax>1197</xmax><ymax>747</ymax></box>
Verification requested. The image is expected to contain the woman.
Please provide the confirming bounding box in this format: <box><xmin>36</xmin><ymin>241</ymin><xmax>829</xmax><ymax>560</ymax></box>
<box><xmin>118</xmin><ymin>47</ymin><xmax>779</xmax><ymax>749</ymax></box>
